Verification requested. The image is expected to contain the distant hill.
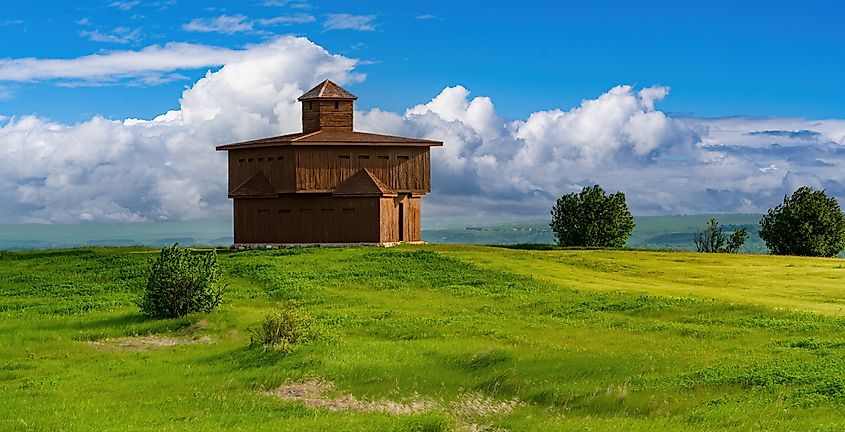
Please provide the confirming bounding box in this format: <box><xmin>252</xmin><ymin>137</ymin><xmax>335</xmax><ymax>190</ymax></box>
<box><xmin>422</xmin><ymin>214</ymin><xmax>766</xmax><ymax>253</ymax></box>
<box><xmin>0</xmin><ymin>214</ymin><xmax>766</xmax><ymax>252</ymax></box>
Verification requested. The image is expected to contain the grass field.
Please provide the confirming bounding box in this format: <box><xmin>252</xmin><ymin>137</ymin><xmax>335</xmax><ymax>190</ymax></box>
<box><xmin>3</xmin><ymin>245</ymin><xmax>845</xmax><ymax>431</ymax></box>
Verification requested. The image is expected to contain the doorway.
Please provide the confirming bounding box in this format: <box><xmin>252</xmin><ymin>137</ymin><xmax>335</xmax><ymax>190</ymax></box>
<box><xmin>398</xmin><ymin>202</ymin><xmax>405</xmax><ymax>242</ymax></box>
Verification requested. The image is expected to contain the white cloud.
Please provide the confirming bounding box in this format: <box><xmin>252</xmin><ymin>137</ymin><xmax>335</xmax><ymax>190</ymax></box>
<box><xmin>182</xmin><ymin>14</ymin><xmax>254</xmax><ymax>34</ymax></box>
<box><xmin>183</xmin><ymin>13</ymin><xmax>315</xmax><ymax>34</ymax></box>
<box><xmin>3</xmin><ymin>36</ymin><xmax>845</xmax><ymax>224</ymax></box>
<box><xmin>262</xmin><ymin>0</ymin><xmax>311</xmax><ymax>8</ymax></box>
<box><xmin>258</xmin><ymin>14</ymin><xmax>315</xmax><ymax>25</ymax></box>
<box><xmin>324</xmin><ymin>14</ymin><xmax>376</xmax><ymax>31</ymax></box>
<box><xmin>0</xmin><ymin>42</ymin><xmax>244</xmax><ymax>85</ymax></box>
<box><xmin>80</xmin><ymin>26</ymin><xmax>141</xmax><ymax>44</ymax></box>
<box><xmin>0</xmin><ymin>36</ymin><xmax>363</xmax><ymax>223</ymax></box>
<box><xmin>109</xmin><ymin>1</ymin><xmax>140</xmax><ymax>11</ymax></box>
<box><xmin>359</xmin><ymin>85</ymin><xmax>845</xmax><ymax>218</ymax></box>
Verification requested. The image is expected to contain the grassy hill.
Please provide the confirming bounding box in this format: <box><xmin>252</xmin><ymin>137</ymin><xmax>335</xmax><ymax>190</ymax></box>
<box><xmin>3</xmin><ymin>245</ymin><xmax>845</xmax><ymax>430</ymax></box>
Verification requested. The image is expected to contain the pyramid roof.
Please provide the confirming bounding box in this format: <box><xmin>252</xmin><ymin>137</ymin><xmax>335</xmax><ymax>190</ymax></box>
<box><xmin>297</xmin><ymin>79</ymin><xmax>357</xmax><ymax>101</ymax></box>
<box><xmin>332</xmin><ymin>169</ymin><xmax>396</xmax><ymax>197</ymax></box>
<box><xmin>229</xmin><ymin>171</ymin><xmax>276</xmax><ymax>198</ymax></box>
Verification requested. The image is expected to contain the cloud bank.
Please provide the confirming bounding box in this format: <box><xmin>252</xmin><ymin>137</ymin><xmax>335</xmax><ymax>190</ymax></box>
<box><xmin>0</xmin><ymin>43</ymin><xmax>245</xmax><ymax>85</ymax></box>
<box><xmin>2</xmin><ymin>36</ymin><xmax>845</xmax><ymax>224</ymax></box>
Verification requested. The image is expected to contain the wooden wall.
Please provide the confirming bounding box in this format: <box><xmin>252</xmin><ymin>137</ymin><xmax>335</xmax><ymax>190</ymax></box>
<box><xmin>234</xmin><ymin>193</ymin><xmax>423</xmax><ymax>244</ymax></box>
<box><xmin>405</xmin><ymin>196</ymin><xmax>422</xmax><ymax>242</ymax></box>
<box><xmin>302</xmin><ymin>100</ymin><xmax>353</xmax><ymax>133</ymax></box>
<box><xmin>296</xmin><ymin>146</ymin><xmax>430</xmax><ymax>193</ymax></box>
<box><xmin>234</xmin><ymin>195</ymin><xmax>380</xmax><ymax>244</ymax></box>
<box><xmin>228</xmin><ymin>148</ymin><xmax>294</xmax><ymax>193</ymax></box>
<box><xmin>377</xmin><ymin>194</ymin><xmax>422</xmax><ymax>243</ymax></box>
<box><xmin>379</xmin><ymin>197</ymin><xmax>398</xmax><ymax>243</ymax></box>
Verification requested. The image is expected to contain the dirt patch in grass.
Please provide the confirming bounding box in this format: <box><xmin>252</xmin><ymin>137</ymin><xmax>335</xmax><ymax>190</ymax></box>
<box><xmin>266</xmin><ymin>380</ymin><xmax>521</xmax><ymax>421</ymax></box>
<box><xmin>88</xmin><ymin>335</ymin><xmax>211</xmax><ymax>350</ymax></box>
<box><xmin>266</xmin><ymin>380</ymin><xmax>436</xmax><ymax>415</ymax></box>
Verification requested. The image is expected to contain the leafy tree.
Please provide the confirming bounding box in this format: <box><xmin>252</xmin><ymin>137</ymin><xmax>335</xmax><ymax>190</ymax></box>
<box><xmin>550</xmin><ymin>185</ymin><xmax>635</xmax><ymax>247</ymax></box>
<box><xmin>759</xmin><ymin>187</ymin><xmax>845</xmax><ymax>257</ymax></box>
<box><xmin>694</xmin><ymin>218</ymin><xmax>748</xmax><ymax>253</ymax></box>
<box><xmin>139</xmin><ymin>244</ymin><xmax>225</xmax><ymax>319</ymax></box>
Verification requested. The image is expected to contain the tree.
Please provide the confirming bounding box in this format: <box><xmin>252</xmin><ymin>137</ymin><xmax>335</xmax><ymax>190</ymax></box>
<box><xmin>694</xmin><ymin>218</ymin><xmax>748</xmax><ymax>253</ymax></box>
<box><xmin>550</xmin><ymin>185</ymin><xmax>635</xmax><ymax>247</ymax></box>
<box><xmin>759</xmin><ymin>187</ymin><xmax>845</xmax><ymax>257</ymax></box>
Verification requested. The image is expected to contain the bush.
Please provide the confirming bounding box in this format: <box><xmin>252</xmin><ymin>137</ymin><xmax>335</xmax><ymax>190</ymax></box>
<box><xmin>139</xmin><ymin>244</ymin><xmax>224</xmax><ymax>319</ymax></box>
<box><xmin>249</xmin><ymin>301</ymin><xmax>316</xmax><ymax>352</ymax></box>
<box><xmin>759</xmin><ymin>187</ymin><xmax>845</xmax><ymax>257</ymax></box>
<box><xmin>550</xmin><ymin>185</ymin><xmax>635</xmax><ymax>247</ymax></box>
<box><xmin>694</xmin><ymin>218</ymin><xmax>748</xmax><ymax>253</ymax></box>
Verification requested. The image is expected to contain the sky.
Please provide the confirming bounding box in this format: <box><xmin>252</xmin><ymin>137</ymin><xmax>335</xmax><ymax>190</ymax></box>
<box><xmin>1</xmin><ymin>0</ymin><xmax>845</xmax><ymax>224</ymax></box>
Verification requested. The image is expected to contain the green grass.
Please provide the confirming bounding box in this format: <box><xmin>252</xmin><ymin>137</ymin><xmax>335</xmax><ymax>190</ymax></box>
<box><xmin>3</xmin><ymin>245</ymin><xmax>845</xmax><ymax>430</ymax></box>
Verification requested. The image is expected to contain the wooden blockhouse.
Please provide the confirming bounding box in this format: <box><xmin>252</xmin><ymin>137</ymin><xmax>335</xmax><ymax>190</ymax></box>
<box><xmin>216</xmin><ymin>80</ymin><xmax>442</xmax><ymax>244</ymax></box>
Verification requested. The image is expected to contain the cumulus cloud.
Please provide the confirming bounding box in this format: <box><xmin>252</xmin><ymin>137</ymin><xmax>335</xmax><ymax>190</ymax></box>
<box><xmin>0</xmin><ymin>36</ymin><xmax>362</xmax><ymax>223</ymax></box>
<box><xmin>3</xmin><ymin>36</ymin><xmax>845</xmax><ymax>224</ymax></box>
<box><xmin>359</xmin><ymin>85</ymin><xmax>845</xmax><ymax>218</ymax></box>
<box><xmin>324</xmin><ymin>14</ymin><xmax>376</xmax><ymax>31</ymax></box>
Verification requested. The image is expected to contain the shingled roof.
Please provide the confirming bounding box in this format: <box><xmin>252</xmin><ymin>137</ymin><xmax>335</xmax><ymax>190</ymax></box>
<box><xmin>216</xmin><ymin>130</ymin><xmax>442</xmax><ymax>150</ymax></box>
<box><xmin>229</xmin><ymin>171</ymin><xmax>276</xmax><ymax>198</ymax></box>
<box><xmin>332</xmin><ymin>169</ymin><xmax>396</xmax><ymax>197</ymax></box>
<box><xmin>297</xmin><ymin>80</ymin><xmax>357</xmax><ymax>101</ymax></box>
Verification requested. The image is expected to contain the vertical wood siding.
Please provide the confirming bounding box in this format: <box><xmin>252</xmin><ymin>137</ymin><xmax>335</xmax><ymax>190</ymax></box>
<box><xmin>228</xmin><ymin>148</ymin><xmax>294</xmax><ymax>193</ymax></box>
<box><xmin>234</xmin><ymin>195</ymin><xmax>380</xmax><ymax>243</ymax></box>
<box><xmin>295</xmin><ymin>146</ymin><xmax>430</xmax><ymax>192</ymax></box>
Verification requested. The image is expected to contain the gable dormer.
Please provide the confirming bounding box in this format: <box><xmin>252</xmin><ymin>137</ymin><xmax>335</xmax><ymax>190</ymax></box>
<box><xmin>298</xmin><ymin>80</ymin><xmax>357</xmax><ymax>133</ymax></box>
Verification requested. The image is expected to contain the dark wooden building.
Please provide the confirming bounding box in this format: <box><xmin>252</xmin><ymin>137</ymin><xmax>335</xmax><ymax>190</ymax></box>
<box><xmin>216</xmin><ymin>80</ymin><xmax>442</xmax><ymax>245</ymax></box>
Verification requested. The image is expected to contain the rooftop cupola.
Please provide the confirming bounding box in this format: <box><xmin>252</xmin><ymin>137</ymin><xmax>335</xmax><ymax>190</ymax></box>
<box><xmin>297</xmin><ymin>79</ymin><xmax>357</xmax><ymax>133</ymax></box>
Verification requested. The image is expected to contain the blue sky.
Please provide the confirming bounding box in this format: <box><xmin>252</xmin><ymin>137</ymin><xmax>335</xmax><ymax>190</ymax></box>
<box><xmin>1</xmin><ymin>0</ymin><xmax>844</xmax><ymax>123</ymax></box>
<box><xmin>2</xmin><ymin>0</ymin><xmax>845</xmax><ymax>224</ymax></box>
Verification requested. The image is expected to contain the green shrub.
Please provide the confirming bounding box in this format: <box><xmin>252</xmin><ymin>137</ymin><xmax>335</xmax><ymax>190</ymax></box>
<box><xmin>249</xmin><ymin>301</ymin><xmax>316</xmax><ymax>352</ymax></box>
<box><xmin>139</xmin><ymin>244</ymin><xmax>224</xmax><ymax>319</ymax></box>
<box><xmin>694</xmin><ymin>218</ymin><xmax>748</xmax><ymax>253</ymax></box>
